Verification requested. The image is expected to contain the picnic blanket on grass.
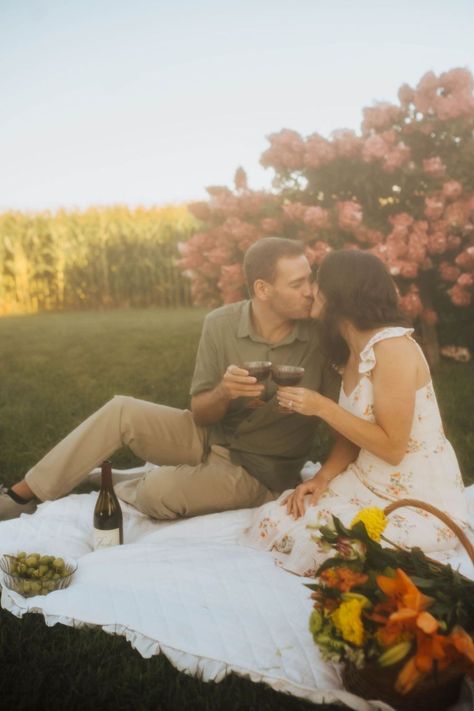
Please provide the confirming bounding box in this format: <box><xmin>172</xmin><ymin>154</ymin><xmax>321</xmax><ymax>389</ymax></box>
<box><xmin>0</xmin><ymin>477</ymin><xmax>473</xmax><ymax>711</ymax></box>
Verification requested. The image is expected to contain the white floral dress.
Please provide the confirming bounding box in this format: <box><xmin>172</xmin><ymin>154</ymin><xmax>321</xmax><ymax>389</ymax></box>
<box><xmin>240</xmin><ymin>327</ymin><xmax>468</xmax><ymax>577</ymax></box>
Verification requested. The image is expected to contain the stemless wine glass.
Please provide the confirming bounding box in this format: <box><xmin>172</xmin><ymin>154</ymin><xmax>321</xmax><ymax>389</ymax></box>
<box><xmin>243</xmin><ymin>360</ymin><xmax>272</xmax><ymax>408</ymax></box>
<box><xmin>271</xmin><ymin>365</ymin><xmax>305</xmax><ymax>412</ymax></box>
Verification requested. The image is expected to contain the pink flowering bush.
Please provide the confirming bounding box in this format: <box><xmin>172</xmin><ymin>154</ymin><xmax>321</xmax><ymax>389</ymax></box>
<box><xmin>178</xmin><ymin>68</ymin><xmax>474</xmax><ymax>353</ymax></box>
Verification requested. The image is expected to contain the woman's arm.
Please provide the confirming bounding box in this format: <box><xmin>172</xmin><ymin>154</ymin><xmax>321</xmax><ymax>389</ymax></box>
<box><xmin>278</xmin><ymin>338</ymin><xmax>419</xmax><ymax>466</ymax></box>
<box><xmin>284</xmin><ymin>434</ymin><xmax>360</xmax><ymax>518</ymax></box>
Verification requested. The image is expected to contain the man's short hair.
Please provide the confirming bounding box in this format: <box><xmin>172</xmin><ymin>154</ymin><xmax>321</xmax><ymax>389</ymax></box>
<box><xmin>243</xmin><ymin>237</ymin><xmax>305</xmax><ymax>296</ymax></box>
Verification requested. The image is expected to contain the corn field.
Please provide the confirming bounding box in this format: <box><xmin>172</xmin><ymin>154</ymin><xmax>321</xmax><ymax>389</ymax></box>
<box><xmin>0</xmin><ymin>206</ymin><xmax>198</xmax><ymax>314</ymax></box>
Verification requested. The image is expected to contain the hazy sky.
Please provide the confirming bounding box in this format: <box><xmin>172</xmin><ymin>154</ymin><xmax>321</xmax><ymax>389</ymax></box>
<box><xmin>1</xmin><ymin>0</ymin><xmax>473</xmax><ymax>212</ymax></box>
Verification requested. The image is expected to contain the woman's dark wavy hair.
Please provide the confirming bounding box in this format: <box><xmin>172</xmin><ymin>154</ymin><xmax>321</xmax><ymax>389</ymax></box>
<box><xmin>315</xmin><ymin>250</ymin><xmax>407</xmax><ymax>366</ymax></box>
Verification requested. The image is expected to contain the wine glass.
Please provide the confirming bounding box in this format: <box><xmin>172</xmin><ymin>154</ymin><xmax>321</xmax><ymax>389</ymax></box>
<box><xmin>271</xmin><ymin>365</ymin><xmax>305</xmax><ymax>412</ymax></box>
<box><xmin>243</xmin><ymin>360</ymin><xmax>272</xmax><ymax>408</ymax></box>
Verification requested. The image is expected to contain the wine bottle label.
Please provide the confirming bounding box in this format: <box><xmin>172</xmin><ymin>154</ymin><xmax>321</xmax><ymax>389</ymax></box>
<box><xmin>93</xmin><ymin>527</ymin><xmax>121</xmax><ymax>550</ymax></box>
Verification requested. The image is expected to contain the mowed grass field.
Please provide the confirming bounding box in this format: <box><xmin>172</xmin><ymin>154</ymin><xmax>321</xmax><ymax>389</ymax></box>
<box><xmin>0</xmin><ymin>308</ymin><xmax>472</xmax><ymax>711</ymax></box>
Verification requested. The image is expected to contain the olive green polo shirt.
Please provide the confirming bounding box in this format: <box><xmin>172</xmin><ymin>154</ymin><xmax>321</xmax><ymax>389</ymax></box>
<box><xmin>190</xmin><ymin>300</ymin><xmax>340</xmax><ymax>493</ymax></box>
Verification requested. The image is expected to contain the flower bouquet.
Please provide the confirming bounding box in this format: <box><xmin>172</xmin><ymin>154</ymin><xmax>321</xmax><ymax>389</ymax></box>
<box><xmin>307</xmin><ymin>502</ymin><xmax>474</xmax><ymax>711</ymax></box>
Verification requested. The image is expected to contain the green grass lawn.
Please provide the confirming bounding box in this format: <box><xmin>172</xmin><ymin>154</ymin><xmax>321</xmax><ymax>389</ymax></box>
<box><xmin>0</xmin><ymin>308</ymin><xmax>472</xmax><ymax>710</ymax></box>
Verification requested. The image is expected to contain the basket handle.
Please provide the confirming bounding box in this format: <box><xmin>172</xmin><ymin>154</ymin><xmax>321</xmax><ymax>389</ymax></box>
<box><xmin>383</xmin><ymin>498</ymin><xmax>474</xmax><ymax>565</ymax></box>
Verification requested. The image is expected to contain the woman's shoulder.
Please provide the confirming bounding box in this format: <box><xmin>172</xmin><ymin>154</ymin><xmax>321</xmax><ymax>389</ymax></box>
<box><xmin>359</xmin><ymin>327</ymin><xmax>416</xmax><ymax>374</ymax></box>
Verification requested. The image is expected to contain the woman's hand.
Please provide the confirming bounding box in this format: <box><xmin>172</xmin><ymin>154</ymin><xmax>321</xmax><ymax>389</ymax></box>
<box><xmin>277</xmin><ymin>386</ymin><xmax>327</xmax><ymax>416</ymax></box>
<box><xmin>282</xmin><ymin>474</ymin><xmax>331</xmax><ymax>519</ymax></box>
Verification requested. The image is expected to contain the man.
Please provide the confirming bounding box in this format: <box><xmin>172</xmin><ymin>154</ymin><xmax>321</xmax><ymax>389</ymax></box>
<box><xmin>0</xmin><ymin>237</ymin><xmax>339</xmax><ymax>522</ymax></box>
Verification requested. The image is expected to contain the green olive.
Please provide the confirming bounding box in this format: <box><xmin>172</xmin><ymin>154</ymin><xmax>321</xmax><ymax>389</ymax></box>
<box><xmin>25</xmin><ymin>555</ymin><xmax>39</xmax><ymax>568</ymax></box>
<box><xmin>53</xmin><ymin>558</ymin><xmax>65</xmax><ymax>571</ymax></box>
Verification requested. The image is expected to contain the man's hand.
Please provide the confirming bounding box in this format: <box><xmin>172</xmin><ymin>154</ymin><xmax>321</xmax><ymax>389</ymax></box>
<box><xmin>221</xmin><ymin>365</ymin><xmax>264</xmax><ymax>400</ymax></box>
<box><xmin>282</xmin><ymin>473</ymin><xmax>331</xmax><ymax>519</ymax></box>
<box><xmin>191</xmin><ymin>365</ymin><xmax>264</xmax><ymax>426</ymax></box>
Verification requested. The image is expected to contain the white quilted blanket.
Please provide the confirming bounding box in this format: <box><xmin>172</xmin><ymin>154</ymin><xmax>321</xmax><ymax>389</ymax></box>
<box><xmin>0</xmin><ymin>481</ymin><xmax>473</xmax><ymax>711</ymax></box>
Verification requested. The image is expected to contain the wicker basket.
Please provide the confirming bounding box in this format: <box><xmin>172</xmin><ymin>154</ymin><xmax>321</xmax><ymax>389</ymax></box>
<box><xmin>342</xmin><ymin>658</ymin><xmax>464</xmax><ymax>711</ymax></box>
<box><xmin>342</xmin><ymin>498</ymin><xmax>474</xmax><ymax>711</ymax></box>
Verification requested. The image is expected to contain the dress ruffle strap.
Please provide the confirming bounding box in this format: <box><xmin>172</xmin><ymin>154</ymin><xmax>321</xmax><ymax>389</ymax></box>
<box><xmin>358</xmin><ymin>327</ymin><xmax>414</xmax><ymax>374</ymax></box>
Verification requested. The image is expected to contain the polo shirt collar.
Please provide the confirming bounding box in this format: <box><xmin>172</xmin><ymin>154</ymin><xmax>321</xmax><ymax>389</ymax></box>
<box><xmin>238</xmin><ymin>301</ymin><xmax>310</xmax><ymax>344</ymax></box>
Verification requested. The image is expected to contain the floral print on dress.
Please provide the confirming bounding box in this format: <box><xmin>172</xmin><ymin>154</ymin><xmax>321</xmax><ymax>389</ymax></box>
<box><xmin>362</xmin><ymin>403</ymin><xmax>375</xmax><ymax>421</ymax></box>
<box><xmin>386</xmin><ymin>513</ymin><xmax>407</xmax><ymax>530</ymax></box>
<box><xmin>432</xmin><ymin>433</ymin><xmax>448</xmax><ymax>455</ymax></box>
<box><xmin>425</xmin><ymin>384</ymin><xmax>435</xmax><ymax>401</ymax></box>
<box><xmin>406</xmin><ymin>437</ymin><xmax>423</xmax><ymax>454</ymax></box>
<box><xmin>272</xmin><ymin>534</ymin><xmax>295</xmax><ymax>554</ymax></box>
<box><xmin>434</xmin><ymin>525</ymin><xmax>457</xmax><ymax>544</ymax></box>
<box><xmin>240</xmin><ymin>327</ymin><xmax>468</xmax><ymax>576</ymax></box>
<box><xmin>386</xmin><ymin>471</ymin><xmax>412</xmax><ymax>498</ymax></box>
<box><xmin>301</xmin><ymin>567</ymin><xmax>318</xmax><ymax>578</ymax></box>
<box><xmin>257</xmin><ymin>517</ymin><xmax>278</xmax><ymax>539</ymax></box>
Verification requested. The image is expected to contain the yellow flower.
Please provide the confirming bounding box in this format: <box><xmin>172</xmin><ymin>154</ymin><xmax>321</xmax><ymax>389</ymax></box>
<box><xmin>351</xmin><ymin>507</ymin><xmax>387</xmax><ymax>542</ymax></box>
<box><xmin>331</xmin><ymin>598</ymin><xmax>365</xmax><ymax>646</ymax></box>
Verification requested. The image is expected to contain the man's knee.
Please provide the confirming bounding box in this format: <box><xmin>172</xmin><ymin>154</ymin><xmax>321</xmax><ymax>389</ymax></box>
<box><xmin>108</xmin><ymin>394</ymin><xmax>136</xmax><ymax>410</ymax></box>
<box><xmin>133</xmin><ymin>467</ymin><xmax>184</xmax><ymax>520</ymax></box>
<box><xmin>106</xmin><ymin>395</ymin><xmax>155</xmax><ymax>423</ymax></box>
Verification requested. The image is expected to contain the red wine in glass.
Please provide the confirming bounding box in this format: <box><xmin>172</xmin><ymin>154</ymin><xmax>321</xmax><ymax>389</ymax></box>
<box><xmin>272</xmin><ymin>365</ymin><xmax>305</xmax><ymax>412</ymax></box>
<box><xmin>243</xmin><ymin>360</ymin><xmax>272</xmax><ymax>408</ymax></box>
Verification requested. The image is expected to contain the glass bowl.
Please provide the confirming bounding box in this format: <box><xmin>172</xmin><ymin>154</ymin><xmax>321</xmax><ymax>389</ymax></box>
<box><xmin>0</xmin><ymin>552</ymin><xmax>77</xmax><ymax>597</ymax></box>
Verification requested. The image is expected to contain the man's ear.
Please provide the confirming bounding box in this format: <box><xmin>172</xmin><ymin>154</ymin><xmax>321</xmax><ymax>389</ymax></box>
<box><xmin>253</xmin><ymin>279</ymin><xmax>272</xmax><ymax>301</ymax></box>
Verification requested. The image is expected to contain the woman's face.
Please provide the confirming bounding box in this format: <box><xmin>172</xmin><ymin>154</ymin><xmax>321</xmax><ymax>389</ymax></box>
<box><xmin>310</xmin><ymin>282</ymin><xmax>326</xmax><ymax>319</ymax></box>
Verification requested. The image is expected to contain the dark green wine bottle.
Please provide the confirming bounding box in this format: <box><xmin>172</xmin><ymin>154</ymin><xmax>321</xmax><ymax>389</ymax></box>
<box><xmin>93</xmin><ymin>460</ymin><xmax>123</xmax><ymax>549</ymax></box>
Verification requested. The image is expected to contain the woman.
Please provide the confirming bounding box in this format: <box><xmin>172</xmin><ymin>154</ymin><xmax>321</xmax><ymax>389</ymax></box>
<box><xmin>240</xmin><ymin>250</ymin><xmax>468</xmax><ymax>576</ymax></box>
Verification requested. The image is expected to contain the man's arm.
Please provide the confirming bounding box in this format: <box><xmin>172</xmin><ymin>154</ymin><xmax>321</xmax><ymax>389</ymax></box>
<box><xmin>191</xmin><ymin>365</ymin><xmax>264</xmax><ymax>426</ymax></box>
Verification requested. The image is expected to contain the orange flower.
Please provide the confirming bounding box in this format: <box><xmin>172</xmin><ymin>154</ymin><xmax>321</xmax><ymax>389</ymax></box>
<box><xmin>376</xmin><ymin>568</ymin><xmax>433</xmax><ymax>614</ymax></box>
<box><xmin>416</xmin><ymin>630</ymin><xmax>450</xmax><ymax>672</ymax></box>
<box><xmin>375</xmin><ymin>569</ymin><xmax>444</xmax><ymax>678</ymax></box>
<box><xmin>396</xmin><ymin>656</ymin><xmax>424</xmax><ymax>694</ymax></box>
<box><xmin>320</xmin><ymin>567</ymin><xmax>368</xmax><ymax>592</ymax></box>
<box><xmin>450</xmin><ymin>626</ymin><xmax>474</xmax><ymax>664</ymax></box>
<box><xmin>394</xmin><ymin>624</ymin><xmax>474</xmax><ymax>693</ymax></box>
<box><xmin>377</xmin><ymin>624</ymin><xmax>411</xmax><ymax>648</ymax></box>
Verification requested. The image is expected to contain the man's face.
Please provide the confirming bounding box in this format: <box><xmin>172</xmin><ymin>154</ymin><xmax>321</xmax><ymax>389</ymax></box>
<box><xmin>310</xmin><ymin>282</ymin><xmax>326</xmax><ymax>319</ymax></box>
<box><xmin>265</xmin><ymin>255</ymin><xmax>314</xmax><ymax>320</ymax></box>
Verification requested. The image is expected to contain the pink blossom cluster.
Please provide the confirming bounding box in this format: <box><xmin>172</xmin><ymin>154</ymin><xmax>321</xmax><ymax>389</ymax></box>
<box><xmin>217</xmin><ymin>263</ymin><xmax>246</xmax><ymax>304</ymax></box>
<box><xmin>372</xmin><ymin>214</ymin><xmax>426</xmax><ymax>280</ymax></box>
<box><xmin>282</xmin><ymin>202</ymin><xmax>307</xmax><ymax>223</ymax></box>
<box><xmin>361</xmin><ymin>133</ymin><xmax>411</xmax><ymax>173</ymax></box>
<box><xmin>179</xmin><ymin>67</ymin><xmax>474</xmax><ymax>321</ymax></box>
<box><xmin>402</xmin><ymin>68</ymin><xmax>474</xmax><ymax>121</ymax></box>
<box><xmin>362</xmin><ymin>102</ymin><xmax>404</xmax><ymax>133</ymax></box>
<box><xmin>423</xmin><ymin>157</ymin><xmax>447</xmax><ymax>179</ymax></box>
<box><xmin>304</xmin><ymin>133</ymin><xmax>335</xmax><ymax>169</ymax></box>
<box><xmin>337</xmin><ymin>201</ymin><xmax>363</xmax><ymax>231</ymax></box>
<box><xmin>305</xmin><ymin>240</ymin><xmax>332</xmax><ymax>265</ymax></box>
<box><xmin>260</xmin><ymin>129</ymin><xmax>305</xmax><ymax>171</ymax></box>
<box><xmin>398</xmin><ymin>284</ymin><xmax>423</xmax><ymax>319</ymax></box>
<box><xmin>443</xmin><ymin>181</ymin><xmax>463</xmax><ymax>200</ymax></box>
<box><xmin>303</xmin><ymin>206</ymin><xmax>331</xmax><ymax>231</ymax></box>
<box><xmin>330</xmin><ymin>129</ymin><xmax>362</xmax><ymax>158</ymax></box>
<box><xmin>354</xmin><ymin>227</ymin><xmax>384</xmax><ymax>245</ymax></box>
<box><xmin>261</xmin><ymin>125</ymin><xmax>413</xmax><ymax>174</ymax></box>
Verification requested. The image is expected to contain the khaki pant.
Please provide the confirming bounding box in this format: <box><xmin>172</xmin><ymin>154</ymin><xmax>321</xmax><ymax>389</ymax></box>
<box><xmin>25</xmin><ymin>396</ymin><xmax>276</xmax><ymax>519</ymax></box>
